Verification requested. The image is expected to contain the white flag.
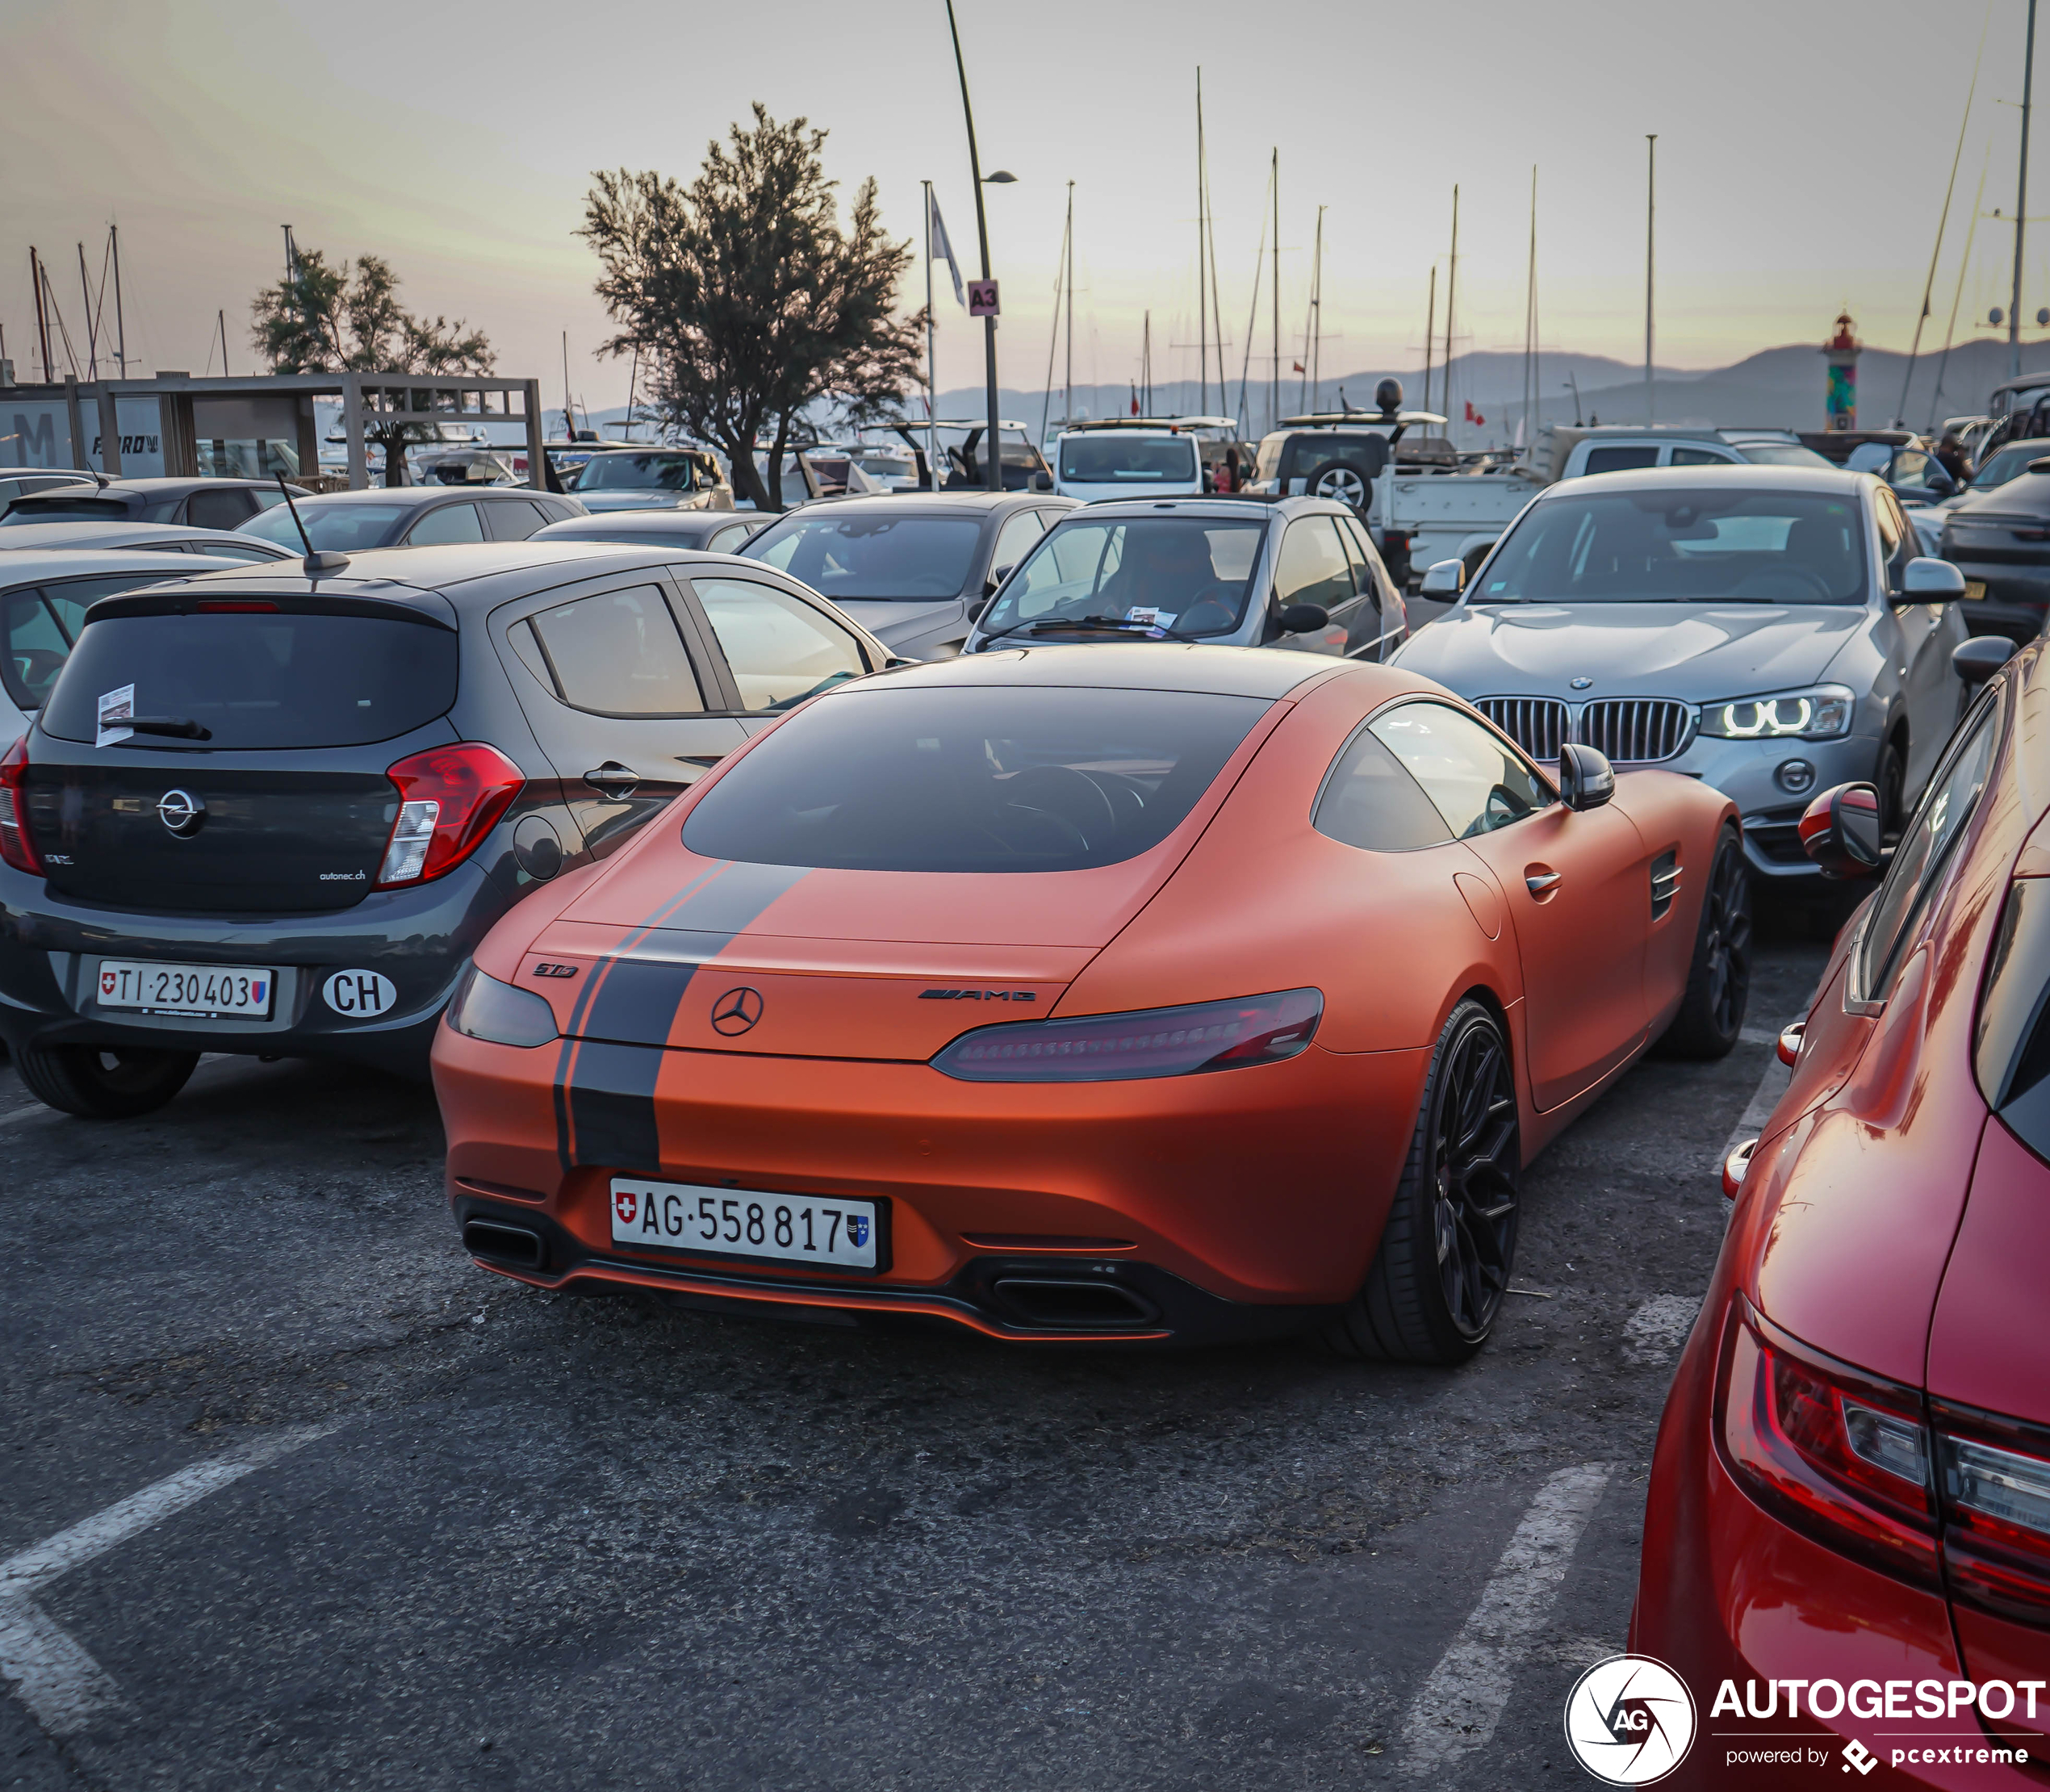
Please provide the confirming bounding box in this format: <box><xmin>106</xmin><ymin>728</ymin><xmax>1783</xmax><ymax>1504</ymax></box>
<box><xmin>929</xmin><ymin>190</ymin><xmax>965</xmax><ymax>309</ymax></box>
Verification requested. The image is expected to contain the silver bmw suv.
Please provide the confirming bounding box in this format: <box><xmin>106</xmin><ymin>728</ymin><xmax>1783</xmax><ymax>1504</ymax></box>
<box><xmin>1393</xmin><ymin>465</ymin><xmax>1970</xmax><ymax>882</ymax></box>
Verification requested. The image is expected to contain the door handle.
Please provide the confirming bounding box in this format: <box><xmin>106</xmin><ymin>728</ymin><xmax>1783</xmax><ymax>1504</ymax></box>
<box><xmin>582</xmin><ymin>762</ymin><xmax>640</xmax><ymax>794</ymax></box>
<box><xmin>1525</xmin><ymin>869</ymin><xmax>1563</xmax><ymax>896</ymax></box>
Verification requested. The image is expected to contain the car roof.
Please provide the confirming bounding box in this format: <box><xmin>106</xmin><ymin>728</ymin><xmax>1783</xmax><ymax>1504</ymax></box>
<box><xmin>287</xmin><ymin>486</ymin><xmax>538</xmax><ymax>509</ymax></box>
<box><xmin>533</xmin><ymin>512</ymin><xmax>746</xmax><ymax>537</ymax></box>
<box><xmin>82</xmin><ymin>478</ymin><xmax>291</xmax><ymax>496</ymax></box>
<box><xmin>0</xmin><ymin>550</ymin><xmax>256</xmax><ymax>584</ymax></box>
<box><xmin>0</xmin><ymin>520</ymin><xmax>289</xmax><ymax>552</ymax></box>
<box><xmin>878</xmin><ymin>643</ymin><xmax>1338</xmax><ymax>699</ymax></box>
<box><xmin>1538</xmin><ymin>464</ymin><xmax>1871</xmax><ymax>498</ymax></box>
<box><xmin>756</xmin><ymin>492</ymin><xmax>1052</xmax><ymax>518</ymax></box>
<box><xmin>1050</xmin><ymin>495</ymin><xmax>1326</xmax><ymax>522</ymax></box>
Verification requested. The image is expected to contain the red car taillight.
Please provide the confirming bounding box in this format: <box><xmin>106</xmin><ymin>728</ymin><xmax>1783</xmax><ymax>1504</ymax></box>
<box><xmin>374</xmin><ymin>743</ymin><xmax>524</xmax><ymax>888</ymax></box>
<box><xmin>0</xmin><ymin>735</ymin><xmax>42</xmax><ymax>875</ymax></box>
<box><xmin>930</xmin><ymin>988</ymin><xmax>1322</xmax><ymax>1082</ymax></box>
<box><xmin>1716</xmin><ymin>1297</ymin><xmax>1939</xmax><ymax>1588</ymax></box>
<box><xmin>1934</xmin><ymin>1406</ymin><xmax>2050</xmax><ymax>1624</ymax></box>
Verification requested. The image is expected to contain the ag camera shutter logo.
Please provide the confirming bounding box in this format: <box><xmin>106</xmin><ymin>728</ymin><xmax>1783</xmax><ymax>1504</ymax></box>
<box><xmin>1563</xmin><ymin>1653</ymin><xmax>1696</xmax><ymax>1785</ymax></box>
<box><xmin>322</xmin><ymin>970</ymin><xmax>397</xmax><ymax>1019</ymax></box>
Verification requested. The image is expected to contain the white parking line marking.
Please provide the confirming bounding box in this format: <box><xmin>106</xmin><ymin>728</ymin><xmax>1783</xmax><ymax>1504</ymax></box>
<box><xmin>0</xmin><ymin>1421</ymin><xmax>336</xmax><ymax>1735</ymax></box>
<box><xmin>1398</xmin><ymin>1461</ymin><xmax>1613</xmax><ymax>1776</ymax></box>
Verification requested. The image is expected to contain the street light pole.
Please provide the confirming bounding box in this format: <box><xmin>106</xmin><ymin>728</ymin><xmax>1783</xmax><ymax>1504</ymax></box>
<box><xmin>944</xmin><ymin>0</ymin><xmax>1004</xmax><ymax>492</ymax></box>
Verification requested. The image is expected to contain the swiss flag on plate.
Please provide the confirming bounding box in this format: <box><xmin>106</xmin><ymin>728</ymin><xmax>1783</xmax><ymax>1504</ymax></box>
<box><xmin>100</xmin><ymin>970</ymin><xmax>116</xmax><ymax>996</ymax></box>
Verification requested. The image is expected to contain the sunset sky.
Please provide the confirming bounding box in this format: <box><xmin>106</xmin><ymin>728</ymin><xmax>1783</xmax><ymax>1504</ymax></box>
<box><xmin>4</xmin><ymin>0</ymin><xmax>2036</xmax><ymax>413</ymax></box>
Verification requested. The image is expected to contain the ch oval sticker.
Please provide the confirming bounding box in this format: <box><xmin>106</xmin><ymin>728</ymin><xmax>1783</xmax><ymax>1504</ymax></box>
<box><xmin>322</xmin><ymin>970</ymin><xmax>397</xmax><ymax>1018</ymax></box>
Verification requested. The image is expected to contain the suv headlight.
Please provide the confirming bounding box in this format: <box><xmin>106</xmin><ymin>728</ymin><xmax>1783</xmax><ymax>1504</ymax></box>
<box><xmin>1698</xmin><ymin>684</ymin><xmax>1855</xmax><ymax>742</ymax></box>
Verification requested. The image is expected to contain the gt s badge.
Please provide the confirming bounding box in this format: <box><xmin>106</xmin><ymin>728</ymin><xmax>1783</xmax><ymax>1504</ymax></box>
<box><xmin>918</xmin><ymin>989</ymin><xmax>1037</xmax><ymax>1002</ymax></box>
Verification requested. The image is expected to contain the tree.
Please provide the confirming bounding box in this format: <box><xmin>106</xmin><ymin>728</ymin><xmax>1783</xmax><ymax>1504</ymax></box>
<box><xmin>579</xmin><ymin>104</ymin><xmax>922</xmax><ymax>509</ymax></box>
<box><xmin>249</xmin><ymin>250</ymin><xmax>495</xmax><ymax>486</ymax></box>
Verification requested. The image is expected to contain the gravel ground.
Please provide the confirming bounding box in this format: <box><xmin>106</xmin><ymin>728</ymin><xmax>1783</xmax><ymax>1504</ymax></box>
<box><xmin>0</xmin><ymin>928</ymin><xmax>1826</xmax><ymax>1791</ymax></box>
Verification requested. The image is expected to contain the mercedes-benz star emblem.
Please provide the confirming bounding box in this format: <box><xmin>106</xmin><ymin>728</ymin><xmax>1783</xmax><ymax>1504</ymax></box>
<box><xmin>156</xmin><ymin>789</ymin><xmax>205</xmax><ymax>836</ymax></box>
<box><xmin>1570</xmin><ymin>676</ymin><xmax>1594</xmax><ymax>691</ymax></box>
<box><xmin>709</xmin><ymin>986</ymin><xmax>764</xmax><ymax>1036</ymax></box>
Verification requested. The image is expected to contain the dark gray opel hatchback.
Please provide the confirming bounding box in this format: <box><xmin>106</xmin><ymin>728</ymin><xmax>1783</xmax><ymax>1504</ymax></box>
<box><xmin>0</xmin><ymin>541</ymin><xmax>890</xmax><ymax>1115</ymax></box>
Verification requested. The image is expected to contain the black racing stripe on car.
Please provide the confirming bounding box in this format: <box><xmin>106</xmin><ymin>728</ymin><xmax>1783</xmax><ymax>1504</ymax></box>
<box><xmin>552</xmin><ymin>860</ymin><xmax>810</xmax><ymax>1170</ymax></box>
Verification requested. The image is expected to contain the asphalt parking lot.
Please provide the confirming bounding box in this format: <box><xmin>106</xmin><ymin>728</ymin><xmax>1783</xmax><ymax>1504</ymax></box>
<box><xmin>2</xmin><ymin>926</ymin><xmax>1826</xmax><ymax>1792</ymax></box>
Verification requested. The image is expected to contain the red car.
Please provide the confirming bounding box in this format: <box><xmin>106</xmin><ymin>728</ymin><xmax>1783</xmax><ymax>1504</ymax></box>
<box><xmin>431</xmin><ymin>646</ymin><xmax>1747</xmax><ymax>1362</ymax></box>
<box><xmin>1634</xmin><ymin>635</ymin><xmax>2050</xmax><ymax>1784</ymax></box>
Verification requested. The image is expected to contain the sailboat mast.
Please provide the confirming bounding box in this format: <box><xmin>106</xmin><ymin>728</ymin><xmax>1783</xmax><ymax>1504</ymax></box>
<box><xmin>30</xmin><ymin>249</ymin><xmax>51</xmax><ymax>383</ymax></box>
<box><xmin>1422</xmin><ymin>265</ymin><xmax>1437</xmax><ymax>421</ymax></box>
<box><xmin>111</xmin><ymin>225</ymin><xmax>127</xmax><ymax>376</ymax></box>
<box><xmin>77</xmin><ymin>243</ymin><xmax>98</xmax><ymax>379</ymax></box>
<box><xmin>1524</xmin><ymin>167</ymin><xmax>1538</xmax><ymax>441</ymax></box>
<box><xmin>2014</xmin><ymin>0</ymin><xmax>2038</xmax><ymax>380</ymax></box>
<box><xmin>1196</xmin><ymin>69</ymin><xmax>1207</xmax><ymax>414</ymax></box>
<box><xmin>1065</xmin><ymin>181</ymin><xmax>1074</xmax><ymax>431</ymax></box>
<box><xmin>1143</xmin><ymin>310</ymin><xmax>1152</xmax><ymax>414</ymax></box>
<box><xmin>1270</xmin><ymin>149</ymin><xmax>1279</xmax><ymax>435</ymax></box>
<box><xmin>1311</xmin><ymin>206</ymin><xmax>1324</xmax><ymax>412</ymax></box>
<box><xmin>1039</xmin><ymin>191</ymin><xmax>1068</xmax><ymax>447</ymax></box>
<box><xmin>1645</xmin><ymin>136</ymin><xmax>1657</xmax><ymax>422</ymax></box>
<box><xmin>1444</xmin><ymin>188</ymin><xmax>1459</xmax><ymax>434</ymax></box>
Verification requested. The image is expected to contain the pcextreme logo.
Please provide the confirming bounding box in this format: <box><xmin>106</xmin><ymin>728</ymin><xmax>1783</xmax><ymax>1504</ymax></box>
<box><xmin>1563</xmin><ymin>1654</ymin><xmax>1696</xmax><ymax>1785</ymax></box>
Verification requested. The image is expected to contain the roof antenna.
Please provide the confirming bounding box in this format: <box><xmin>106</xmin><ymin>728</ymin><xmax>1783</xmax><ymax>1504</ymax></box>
<box><xmin>274</xmin><ymin>474</ymin><xmax>346</xmax><ymax>576</ymax></box>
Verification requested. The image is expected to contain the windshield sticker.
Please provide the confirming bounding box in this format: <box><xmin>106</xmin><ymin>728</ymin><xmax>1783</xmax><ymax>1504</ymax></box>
<box><xmin>95</xmin><ymin>685</ymin><xmax>135</xmax><ymax>748</ymax></box>
<box><xmin>1124</xmin><ymin>607</ymin><xmax>1178</xmax><ymax>628</ymax></box>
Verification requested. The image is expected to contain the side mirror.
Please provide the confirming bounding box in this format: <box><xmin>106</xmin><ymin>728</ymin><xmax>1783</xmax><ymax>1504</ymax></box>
<box><xmin>1418</xmin><ymin>559</ymin><xmax>1466</xmax><ymax>597</ymax></box>
<box><xmin>1555</xmin><ymin>742</ymin><xmax>1615</xmax><ymax>811</ymax></box>
<box><xmin>1797</xmin><ymin>781</ymin><xmax>1883</xmax><ymax>879</ymax></box>
<box><xmin>1955</xmin><ymin>634</ymin><xmax>2016</xmax><ymax>685</ymax></box>
<box><xmin>1031</xmin><ymin>471</ymin><xmax>1052</xmax><ymax>492</ymax></box>
<box><xmin>967</xmin><ymin>597</ymin><xmax>991</xmax><ymax>622</ymax></box>
<box><xmin>1279</xmin><ymin>602</ymin><xmax>1329</xmax><ymax>634</ymax></box>
<box><xmin>983</xmin><ymin>563</ymin><xmax>1015</xmax><ymax>598</ymax></box>
<box><xmin>1901</xmin><ymin>556</ymin><xmax>1966</xmax><ymax>601</ymax></box>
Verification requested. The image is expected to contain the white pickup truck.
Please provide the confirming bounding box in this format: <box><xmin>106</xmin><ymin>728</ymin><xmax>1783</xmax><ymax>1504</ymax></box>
<box><xmin>1249</xmin><ymin>403</ymin><xmax>1831</xmax><ymax>607</ymax></box>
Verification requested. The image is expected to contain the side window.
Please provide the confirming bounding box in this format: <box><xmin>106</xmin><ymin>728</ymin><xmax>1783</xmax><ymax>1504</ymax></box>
<box><xmin>2</xmin><ymin>588</ymin><xmax>65</xmax><ymax>711</ymax></box>
<box><xmin>709</xmin><ymin>522</ymin><xmax>753</xmax><ymax>553</ymax></box>
<box><xmin>1874</xmin><ymin>491</ymin><xmax>1915</xmax><ymax>592</ymax></box>
<box><xmin>1273</xmin><ymin>517</ymin><xmax>1355</xmax><ymax>613</ymax></box>
<box><xmin>1314</xmin><ymin>722</ymin><xmax>1457</xmax><ymax>852</ymax></box>
<box><xmin>486</xmin><ymin>499</ymin><xmax>550</xmax><ymax>541</ymax></box>
<box><xmin>692</xmin><ymin>576</ymin><xmax>868</xmax><ymax>712</ymax></box>
<box><xmin>1669</xmin><ymin>446</ymin><xmax>1733</xmax><ymax>467</ymax></box>
<box><xmin>1334</xmin><ymin>517</ymin><xmax>1381</xmax><ymax>614</ymax></box>
<box><xmin>406</xmin><ymin>503</ymin><xmax>484</xmax><ymax>546</ymax></box>
<box><xmin>1583</xmin><ymin>446</ymin><xmax>1660</xmax><ymax>475</ymax></box>
<box><xmin>1368</xmin><ymin>701</ymin><xmax>1552</xmax><ymax>839</ymax></box>
<box><xmin>990</xmin><ymin>509</ymin><xmax>1045</xmax><ymax>580</ymax></box>
<box><xmin>1858</xmin><ymin>700</ymin><xmax>1998</xmax><ymax>999</ymax></box>
<box><xmin>187</xmin><ymin>488</ymin><xmax>257</xmax><ymax>530</ymax></box>
<box><xmin>525</xmin><ymin>585</ymin><xmax>706</xmax><ymax>716</ymax></box>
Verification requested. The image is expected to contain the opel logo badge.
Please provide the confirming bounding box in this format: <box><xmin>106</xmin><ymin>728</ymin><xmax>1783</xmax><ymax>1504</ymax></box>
<box><xmin>156</xmin><ymin>789</ymin><xmax>204</xmax><ymax>836</ymax></box>
<box><xmin>709</xmin><ymin>986</ymin><xmax>764</xmax><ymax>1036</ymax></box>
<box><xmin>1570</xmin><ymin>676</ymin><xmax>1594</xmax><ymax>691</ymax></box>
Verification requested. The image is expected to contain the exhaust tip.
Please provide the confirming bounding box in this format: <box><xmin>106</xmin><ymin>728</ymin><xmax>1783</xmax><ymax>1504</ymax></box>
<box><xmin>990</xmin><ymin>1276</ymin><xmax>1159</xmax><ymax>1329</ymax></box>
<box><xmin>462</xmin><ymin>1219</ymin><xmax>546</xmax><ymax>1270</ymax></box>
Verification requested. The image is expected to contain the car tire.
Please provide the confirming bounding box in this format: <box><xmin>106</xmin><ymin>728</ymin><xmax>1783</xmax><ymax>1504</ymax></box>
<box><xmin>1322</xmin><ymin>998</ymin><xmax>1520</xmax><ymax>1366</ymax></box>
<box><xmin>1308</xmin><ymin>463</ymin><xmax>1372</xmax><ymax>511</ymax></box>
<box><xmin>15</xmin><ymin>1044</ymin><xmax>200</xmax><ymax>1118</ymax></box>
<box><xmin>1658</xmin><ymin>827</ymin><xmax>1751</xmax><ymax>1060</ymax></box>
<box><xmin>1874</xmin><ymin>736</ymin><xmax>1907</xmax><ymax>851</ymax></box>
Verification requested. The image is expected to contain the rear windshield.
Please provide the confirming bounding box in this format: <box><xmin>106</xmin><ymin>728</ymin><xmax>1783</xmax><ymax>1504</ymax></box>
<box><xmin>241</xmin><ymin>503</ymin><xmax>411</xmax><ymax>551</ymax></box>
<box><xmin>1474</xmin><ymin>488</ymin><xmax>1870</xmax><ymax>605</ymax></box>
<box><xmin>977</xmin><ymin>516</ymin><xmax>1265</xmax><ymax>642</ymax></box>
<box><xmin>0</xmin><ymin>496</ymin><xmax>130</xmax><ymax>522</ymax></box>
<box><xmin>682</xmin><ymin>685</ymin><xmax>1268</xmax><ymax>872</ymax></box>
<box><xmin>1731</xmin><ymin>442</ymin><xmax>1835</xmax><ymax>469</ymax></box>
<box><xmin>1059</xmin><ymin>436</ymin><xmax>1198</xmax><ymax>484</ymax></box>
<box><xmin>745</xmin><ymin>514</ymin><xmax>982</xmax><ymax>599</ymax></box>
<box><xmin>574</xmin><ymin>454</ymin><xmax>705</xmax><ymax>492</ymax></box>
<box><xmin>40</xmin><ymin>612</ymin><xmax>458</xmax><ymax>748</ymax></box>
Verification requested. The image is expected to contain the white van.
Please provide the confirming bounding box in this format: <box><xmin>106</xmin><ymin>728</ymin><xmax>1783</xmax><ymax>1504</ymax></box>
<box><xmin>1052</xmin><ymin>425</ymin><xmax>1204</xmax><ymax>501</ymax></box>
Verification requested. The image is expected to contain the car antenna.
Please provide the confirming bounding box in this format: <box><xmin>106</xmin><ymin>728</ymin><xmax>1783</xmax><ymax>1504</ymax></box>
<box><xmin>274</xmin><ymin>474</ymin><xmax>347</xmax><ymax>576</ymax></box>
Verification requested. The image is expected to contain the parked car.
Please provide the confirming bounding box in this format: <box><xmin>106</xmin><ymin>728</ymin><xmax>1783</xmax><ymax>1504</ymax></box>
<box><xmin>963</xmin><ymin>495</ymin><xmax>1408</xmax><ymax>664</ymax></box>
<box><xmin>0</xmin><ymin>541</ymin><xmax>893</xmax><ymax>1116</ymax></box>
<box><xmin>0</xmin><ymin>469</ymin><xmax>100</xmax><ymax>515</ymax></box>
<box><xmin>533</xmin><ymin>511</ymin><xmax>764</xmax><ymax>555</ymax></box>
<box><xmin>1943</xmin><ymin>435</ymin><xmax>2050</xmax><ymax>508</ymax></box>
<box><xmin>2</xmin><ymin>477</ymin><xmax>302</xmax><ymax>530</ymax></box>
<box><xmin>238</xmin><ymin>486</ymin><xmax>584</xmax><ymax>553</ymax></box>
<box><xmin>1939</xmin><ymin>456</ymin><xmax>2050</xmax><ymax>645</ymax></box>
<box><xmin>1530</xmin><ymin>426</ymin><xmax>1837</xmax><ymax>482</ymax></box>
<box><xmin>1052</xmin><ymin>424</ymin><xmax>1205</xmax><ymax>500</ymax></box>
<box><xmin>870</xmin><ymin>421</ymin><xmax>1054</xmax><ymax>494</ymax></box>
<box><xmin>0</xmin><ymin>520</ymin><xmax>294</xmax><ymax>561</ymax></box>
<box><xmin>433</xmin><ymin>645</ymin><xmax>1743</xmax><ymax>1354</ymax></box>
<box><xmin>566</xmin><ymin>448</ymin><xmax>731</xmax><ymax>513</ymax></box>
<box><xmin>1</xmin><ymin>551</ymin><xmax>262</xmax><ymax>751</ymax></box>
<box><xmin>1634</xmin><ymin>632</ymin><xmax>2050</xmax><ymax>1783</ymax></box>
<box><xmin>1395</xmin><ymin>467</ymin><xmax>1970</xmax><ymax>888</ymax></box>
<box><xmin>743</xmin><ymin>491</ymin><xmax>1077</xmax><ymax>659</ymax></box>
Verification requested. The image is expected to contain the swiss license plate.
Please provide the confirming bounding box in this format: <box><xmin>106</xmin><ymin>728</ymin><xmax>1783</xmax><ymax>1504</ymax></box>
<box><xmin>1965</xmin><ymin>580</ymin><xmax>1988</xmax><ymax>601</ymax></box>
<box><xmin>609</xmin><ymin>1177</ymin><xmax>880</xmax><ymax>1271</ymax></box>
<box><xmin>95</xmin><ymin>959</ymin><xmax>278</xmax><ymax>1019</ymax></box>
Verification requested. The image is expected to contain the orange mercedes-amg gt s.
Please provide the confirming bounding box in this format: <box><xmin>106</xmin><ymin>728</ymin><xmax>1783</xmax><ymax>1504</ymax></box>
<box><xmin>433</xmin><ymin>646</ymin><xmax>1744</xmax><ymax>1361</ymax></box>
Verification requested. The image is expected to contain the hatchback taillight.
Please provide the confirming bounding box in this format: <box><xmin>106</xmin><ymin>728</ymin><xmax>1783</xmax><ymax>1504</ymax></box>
<box><xmin>0</xmin><ymin>735</ymin><xmax>41</xmax><ymax>875</ymax></box>
<box><xmin>1934</xmin><ymin>1406</ymin><xmax>2050</xmax><ymax>1624</ymax></box>
<box><xmin>374</xmin><ymin>743</ymin><xmax>524</xmax><ymax>887</ymax></box>
<box><xmin>930</xmin><ymin>988</ymin><xmax>1322</xmax><ymax>1082</ymax></box>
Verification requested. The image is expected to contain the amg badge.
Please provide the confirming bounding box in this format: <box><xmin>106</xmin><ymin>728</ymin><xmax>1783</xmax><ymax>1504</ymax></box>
<box><xmin>531</xmin><ymin>962</ymin><xmax>579</xmax><ymax>979</ymax></box>
<box><xmin>918</xmin><ymin>989</ymin><xmax>1037</xmax><ymax>1002</ymax></box>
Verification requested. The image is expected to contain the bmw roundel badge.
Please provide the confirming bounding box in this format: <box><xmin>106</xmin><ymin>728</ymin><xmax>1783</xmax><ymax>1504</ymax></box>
<box><xmin>1570</xmin><ymin>676</ymin><xmax>1594</xmax><ymax>691</ymax></box>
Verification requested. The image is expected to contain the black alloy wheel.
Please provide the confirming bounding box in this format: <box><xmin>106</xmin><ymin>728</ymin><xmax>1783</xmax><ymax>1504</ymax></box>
<box><xmin>1873</xmin><ymin>737</ymin><xmax>1907</xmax><ymax>852</ymax></box>
<box><xmin>1324</xmin><ymin>999</ymin><xmax>1521</xmax><ymax>1365</ymax></box>
<box><xmin>1659</xmin><ymin>826</ymin><xmax>1753</xmax><ymax>1059</ymax></box>
<box><xmin>14</xmin><ymin>1043</ymin><xmax>200</xmax><ymax>1118</ymax></box>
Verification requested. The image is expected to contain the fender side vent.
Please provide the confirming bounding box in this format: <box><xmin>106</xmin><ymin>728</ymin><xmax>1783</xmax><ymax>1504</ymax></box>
<box><xmin>1650</xmin><ymin>850</ymin><xmax>1681</xmax><ymax>922</ymax></box>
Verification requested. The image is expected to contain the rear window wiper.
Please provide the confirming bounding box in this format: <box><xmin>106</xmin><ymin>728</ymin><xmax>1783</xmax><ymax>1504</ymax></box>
<box><xmin>126</xmin><ymin>716</ymin><xmax>212</xmax><ymax>740</ymax></box>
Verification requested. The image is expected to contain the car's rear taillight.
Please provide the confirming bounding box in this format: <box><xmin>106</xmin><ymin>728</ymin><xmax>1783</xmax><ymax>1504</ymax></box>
<box><xmin>1934</xmin><ymin>1405</ymin><xmax>2050</xmax><ymax>1624</ymax></box>
<box><xmin>0</xmin><ymin>735</ymin><xmax>42</xmax><ymax>875</ymax></box>
<box><xmin>931</xmin><ymin>988</ymin><xmax>1322</xmax><ymax>1082</ymax></box>
<box><xmin>375</xmin><ymin>743</ymin><xmax>523</xmax><ymax>888</ymax></box>
<box><xmin>1716</xmin><ymin>1297</ymin><xmax>1940</xmax><ymax>1587</ymax></box>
